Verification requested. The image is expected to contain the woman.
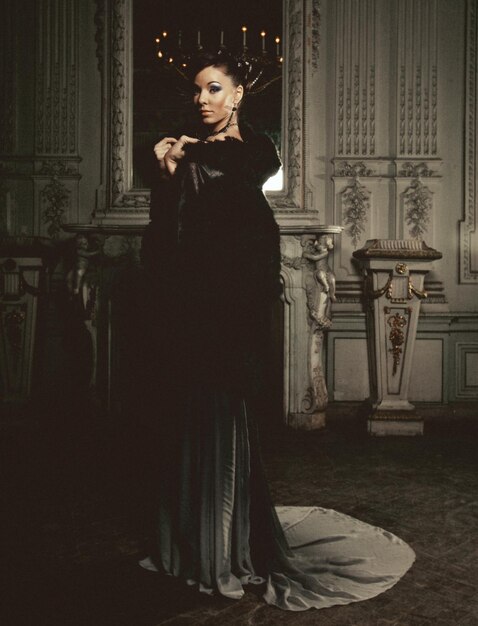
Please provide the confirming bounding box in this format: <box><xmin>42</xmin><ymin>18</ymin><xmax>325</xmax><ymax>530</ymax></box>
<box><xmin>140</xmin><ymin>52</ymin><xmax>414</xmax><ymax>611</ymax></box>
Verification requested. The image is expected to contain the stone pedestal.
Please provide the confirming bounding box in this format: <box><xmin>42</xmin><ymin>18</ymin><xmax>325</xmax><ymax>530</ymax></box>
<box><xmin>353</xmin><ymin>239</ymin><xmax>442</xmax><ymax>435</ymax></box>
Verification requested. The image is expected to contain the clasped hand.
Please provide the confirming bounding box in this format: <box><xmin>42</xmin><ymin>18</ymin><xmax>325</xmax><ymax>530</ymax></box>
<box><xmin>153</xmin><ymin>135</ymin><xmax>199</xmax><ymax>176</ymax></box>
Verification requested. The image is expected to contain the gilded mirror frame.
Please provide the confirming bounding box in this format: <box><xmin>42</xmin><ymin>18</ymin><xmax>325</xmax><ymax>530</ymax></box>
<box><xmin>93</xmin><ymin>0</ymin><xmax>321</xmax><ymax>226</ymax></box>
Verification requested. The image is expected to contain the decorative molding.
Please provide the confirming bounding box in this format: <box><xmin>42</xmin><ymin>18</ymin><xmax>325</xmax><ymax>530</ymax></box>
<box><xmin>460</xmin><ymin>0</ymin><xmax>478</xmax><ymax>282</ymax></box>
<box><xmin>94</xmin><ymin>0</ymin><xmax>107</xmax><ymax>73</ymax></box>
<box><xmin>0</xmin><ymin>1</ymin><xmax>17</xmax><ymax>154</ymax></box>
<box><xmin>38</xmin><ymin>160</ymin><xmax>77</xmax><ymax>176</ymax></box>
<box><xmin>1</xmin><ymin>304</ymin><xmax>27</xmax><ymax>389</ymax></box>
<box><xmin>335</xmin><ymin>161</ymin><xmax>373</xmax><ymax>177</ymax></box>
<box><xmin>403</xmin><ymin>179</ymin><xmax>432</xmax><ymax>239</ymax></box>
<box><xmin>399</xmin><ymin>162</ymin><xmax>435</xmax><ymax>178</ymax></box>
<box><xmin>96</xmin><ymin>0</ymin><xmax>315</xmax><ymax>221</ymax></box>
<box><xmin>386</xmin><ymin>311</ymin><xmax>408</xmax><ymax>376</ymax></box>
<box><xmin>0</xmin><ymin>161</ymin><xmax>16</xmax><ymax>176</ymax></box>
<box><xmin>35</xmin><ymin>0</ymin><xmax>79</xmax><ymax>156</ymax></box>
<box><xmin>110</xmin><ymin>0</ymin><xmax>128</xmax><ymax>203</ymax></box>
<box><xmin>281</xmin><ymin>255</ymin><xmax>304</xmax><ymax>270</ymax></box>
<box><xmin>332</xmin><ymin>158</ymin><xmax>441</xmax><ymax>180</ymax></box>
<box><xmin>0</xmin><ymin>179</ymin><xmax>11</xmax><ymax>234</ymax></box>
<box><xmin>274</xmin><ymin>0</ymin><xmax>304</xmax><ymax>209</ymax></box>
<box><xmin>311</xmin><ymin>0</ymin><xmax>321</xmax><ymax>72</ymax></box>
<box><xmin>341</xmin><ymin>179</ymin><xmax>370</xmax><ymax>248</ymax></box>
<box><xmin>397</xmin><ymin>0</ymin><xmax>438</xmax><ymax>156</ymax></box>
<box><xmin>40</xmin><ymin>178</ymin><xmax>71</xmax><ymax>238</ymax></box>
<box><xmin>335</xmin><ymin>0</ymin><xmax>376</xmax><ymax>156</ymax></box>
<box><xmin>455</xmin><ymin>341</ymin><xmax>478</xmax><ymax>398</ymax></box>
<box><xmin>4</xmin><ymin>308</ymin><xmax>26</xmax><ymax>356</ymax></box>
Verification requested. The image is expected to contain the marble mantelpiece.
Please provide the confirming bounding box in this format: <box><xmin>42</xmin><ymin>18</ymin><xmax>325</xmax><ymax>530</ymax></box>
<box><xmin>62</xmin><ymin>223</ymin><xmax>343</xmax><ymax>429</ymax></box>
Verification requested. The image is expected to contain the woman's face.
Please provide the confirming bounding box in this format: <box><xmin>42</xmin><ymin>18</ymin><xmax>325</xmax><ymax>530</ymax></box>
<box><xmin>193</xmin><ymin>65</ymin><xmax>243</xmax><ymax>132</ymax></box>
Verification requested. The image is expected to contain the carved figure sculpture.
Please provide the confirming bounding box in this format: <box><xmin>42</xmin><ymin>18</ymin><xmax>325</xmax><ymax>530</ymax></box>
<box><xmin>66</xmin><ymin>234</ymin><xmax>101</xmax><ymax>296</ymax></box>
<box><xmin>302</xmin><ymin>234</ymin><xmax>335</xmax><ymax>327</ymax></box>
<box><xmin>300</xmin><ymin>234</ymin><xmax>338</xmax><ymax>422</ymax></box>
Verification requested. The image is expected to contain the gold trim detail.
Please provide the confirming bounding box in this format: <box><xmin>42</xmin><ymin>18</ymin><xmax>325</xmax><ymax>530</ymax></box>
<box><xmin>368</xmin><ymin>274</ymin><xmax>393</xmax><ymax>299</ymax></box>
<box><xmin>387</xmin><ymin>312</ymin><xmax>408</xmax><ymax>375</ymax></box>
<box><xmin>408</xmin><ymin>281</ymin><xmax>428</xmax><ymax>299</ymax></box>
<box><xmin>4</xmin><ymin>308</ymin><xmax>26</xmax><ymax>354</ymax></box>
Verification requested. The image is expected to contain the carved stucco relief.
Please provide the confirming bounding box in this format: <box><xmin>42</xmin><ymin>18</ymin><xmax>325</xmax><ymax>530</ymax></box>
<box><xmin>35</xmin><ymin>0</ymin><xmax>79</xmax><ymax>156</ymax></box>
<box><xmin>461</xmin><ymin>0</ymin><xmax>478</xmax><ymax>282</ymax></box>
<box><xmin>397</xmin><ymin>0</ymin><xmax>438</xmax><ymax>156</ymax></box>
<box><xmin>335</xmin><ymin>0</ymin><xmax>376</xmax><ymax>157</ymax></box>
<box><xmin>0</xmin><ymin>1</ymin><xmax>17</xmax><ymax>155</ymax></box>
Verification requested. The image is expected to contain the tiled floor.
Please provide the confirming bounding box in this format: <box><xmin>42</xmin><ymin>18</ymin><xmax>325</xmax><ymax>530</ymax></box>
<box><xmin>2</xmin><ymin>406</ymin><xmax>478</xmax><ymax>625</ymax></box>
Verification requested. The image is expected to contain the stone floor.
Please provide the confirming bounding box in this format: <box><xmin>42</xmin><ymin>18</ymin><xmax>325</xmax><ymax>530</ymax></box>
<box><xmin>2</xmin><ymin>404</ymin><xmax>478</xmax><ymax>626</ymax></box>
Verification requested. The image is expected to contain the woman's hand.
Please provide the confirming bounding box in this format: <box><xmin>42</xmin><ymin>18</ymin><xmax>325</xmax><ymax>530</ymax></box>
<box><xmin>153</xmin><ymin>137</ymin><xmax>178</xmax><ymax>177</ymax></box>
<box><xmin>163</xmin><ymin>135</ymin><xmax>199</xmax><ymax>176</ymax></box>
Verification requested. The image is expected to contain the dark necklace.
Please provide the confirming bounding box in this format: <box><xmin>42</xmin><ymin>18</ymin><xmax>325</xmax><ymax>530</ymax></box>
<box><xmin>207</xmin><ymin>121</ymin><xmax>238</xmax><ymax>138</ymax></box>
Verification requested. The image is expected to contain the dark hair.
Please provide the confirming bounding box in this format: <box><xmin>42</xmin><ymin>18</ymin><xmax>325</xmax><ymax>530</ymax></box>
<box><xmin>187</xmin><ymin>51</ymin><xmax>252</xmax><ymax>90</ymax></box>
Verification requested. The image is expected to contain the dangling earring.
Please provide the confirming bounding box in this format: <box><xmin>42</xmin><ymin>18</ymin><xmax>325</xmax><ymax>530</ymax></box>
<box><xmin>232</xmin><ymin>105</ymin><xmax>237</xmax><ymax>111</ymax></box>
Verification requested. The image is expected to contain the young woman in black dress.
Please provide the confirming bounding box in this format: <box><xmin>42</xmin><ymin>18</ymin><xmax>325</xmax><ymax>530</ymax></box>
<box><xmin>140</xmin><ymin>52</ymin><xmax>415</xmax><ymax>611</ymax></box>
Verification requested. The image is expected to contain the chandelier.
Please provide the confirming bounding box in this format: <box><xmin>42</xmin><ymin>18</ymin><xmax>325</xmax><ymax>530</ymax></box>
<box><xmin>153</xmin><ymin>27</ymin><xmax>283</xmax><ymax>93</ymax></box>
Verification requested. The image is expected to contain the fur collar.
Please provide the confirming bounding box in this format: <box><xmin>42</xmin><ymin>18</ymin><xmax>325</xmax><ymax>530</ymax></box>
<box><xmin>183</xmin><ymin>133</ymin><xmax>281</xmax><ymax>187</ymax></box>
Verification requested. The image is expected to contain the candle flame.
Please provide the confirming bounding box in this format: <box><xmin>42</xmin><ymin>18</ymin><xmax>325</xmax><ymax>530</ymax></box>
<box><xmin>275</xmin><ymin>36</ymin><xmax>280</xmax><ymax>43</ymax></box>
<box><xmin>242</xmin><ymin>26</ymin><xmax>247</xmax><ymax>32</ymax></box>
<box><xmin>261</xmin><ymin>31</ymin><xmax>266</xmax><ymax>37</ymax></box>
<box><xmin>155</xmin><ymin>37</ymin><xmax>160</xmax><ymax>43</ymax></box>
<box><xmin>157</xmin><ymin>51</ymin><xmax>163</xmax><ymax>58</ymax></box>
<box><xmin>162</xmin><ymin>31</ymin><xmax>167</xmax><ymax>37</ymax></box>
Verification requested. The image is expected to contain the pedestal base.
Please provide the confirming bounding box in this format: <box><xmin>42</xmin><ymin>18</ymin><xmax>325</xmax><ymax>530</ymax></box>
<box><xmin>288</xmin><ymin>412</ymin><xmax>326</xmax><ymax>430</ymax></box>
<box><xmin>368</xmin><ymin>411</ymin><xmax>424</xmax><ymax>436</ymax></box>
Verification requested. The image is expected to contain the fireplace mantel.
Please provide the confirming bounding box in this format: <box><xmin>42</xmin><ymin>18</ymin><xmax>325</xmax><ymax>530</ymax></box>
<box><xmin>62</xmin><ymin>222</ymin><xmax>342</xmax><ymax>428</ymax></box>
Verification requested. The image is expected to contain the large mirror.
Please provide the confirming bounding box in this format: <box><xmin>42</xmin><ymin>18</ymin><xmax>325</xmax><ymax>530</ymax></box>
<box><xmin>132</xmin><ymin>0</ymin><xmax>283</xmax><ymax>191</ymax></box>
<box><xmin>95</xmin><ymin>0</ymin><xmax>315</xmax><ymax>225</ymax></box>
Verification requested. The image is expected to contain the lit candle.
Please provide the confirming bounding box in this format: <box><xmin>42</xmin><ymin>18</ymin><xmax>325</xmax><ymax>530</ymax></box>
<box><xmin>242</xmin><ymin>26</ymin><xmax>247</xmax><ymax>48</ymax></box>
<box><xmin>261</xmin><ymin>31</ymin><xmax>266</xmax><ymax>52</ymax></box>
<box><xmin>197</xmin><ymin>30</ymin><xmax>201</xmax><ymax>46</ymax></box>
<box><xmin>275</xmin><ymin>36</ymin><xmax>280</xmax><ymax>55</ymax></box>
<box><xmin>220</xmin><ymin>30</ymin><xmax>224</xmax><ymax>46</ymax></box>
<box><xmin>155</xmin><ymin>37</ymin><xmax>160</xmax><ymax>43</ymax></box>
<box><xmin>157</xmin><ymin>50</ymin><xmax>163</xmax><ymax>58</ymax></box>
<box><xmin>162</xmin><ymin>31</ymin><xmax>167</xmax><ymax>37</ymax></box>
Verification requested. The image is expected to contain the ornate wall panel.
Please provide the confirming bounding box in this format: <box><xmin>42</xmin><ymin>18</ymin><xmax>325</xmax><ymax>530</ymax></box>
<box><xmin>0</xmin><ymin>0</ymin><xmax>17</xmax><ymax>155</ymax></box>
<box><xmin>0</xmin><ymin>1</ymin><xmax>18</xmax><ymax>235</ymax></box>
<box><xmin>335</xmin><ymin>0</ymin><xmax>376</xmax><ymax>157</ymax></box>
<box><xmin>455</xmin><ymin>341</ymin><xmax>478</xmax><ymax>397</ymax></box>
<box><xmin>460</xmin><ymin>0</ymin><xmax>478</xmax><ymax>282</ymax></box>
<box><xmin>35</xmin><ymin>0</ymin><xmax>79</xmax><ymax>156</ymax></box>
<box><xmin>396</xmin><ymin>0</ymin><xmax>438</xmax><ymax>156</ymax></box>
<box><xmin>332</xmin><ymin>0</ymin><xmax>443</xmax><ymax>306</ymax></box>
<box><xmin>31</xmin><ymin>0</ymin><xmax>81</xmax><ymax>234</ymax></box>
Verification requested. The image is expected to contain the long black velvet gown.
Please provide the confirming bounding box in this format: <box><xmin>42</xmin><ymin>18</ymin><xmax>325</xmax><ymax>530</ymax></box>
<box><xmin>140</xmin><ymin>129</ymin><xmax>415</xmax><ymax>611</ymax></box>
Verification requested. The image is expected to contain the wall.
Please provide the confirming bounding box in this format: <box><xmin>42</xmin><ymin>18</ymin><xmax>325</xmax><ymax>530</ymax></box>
<box><xmin>316</xmin><ymin>0</ymin><xmax>478</xmax><ymax>404</ymax></box>
<box><xmin>1</xmin><ymin>0</ymin><xmax>477</xmax><ymax>411</ymax></box>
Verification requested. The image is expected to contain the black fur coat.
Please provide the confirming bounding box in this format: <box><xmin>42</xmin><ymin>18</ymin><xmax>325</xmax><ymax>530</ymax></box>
<box><xmin>141</xmin><ymin>130</ymin><xmax>282</xmax><ymax>393</ymax></box>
